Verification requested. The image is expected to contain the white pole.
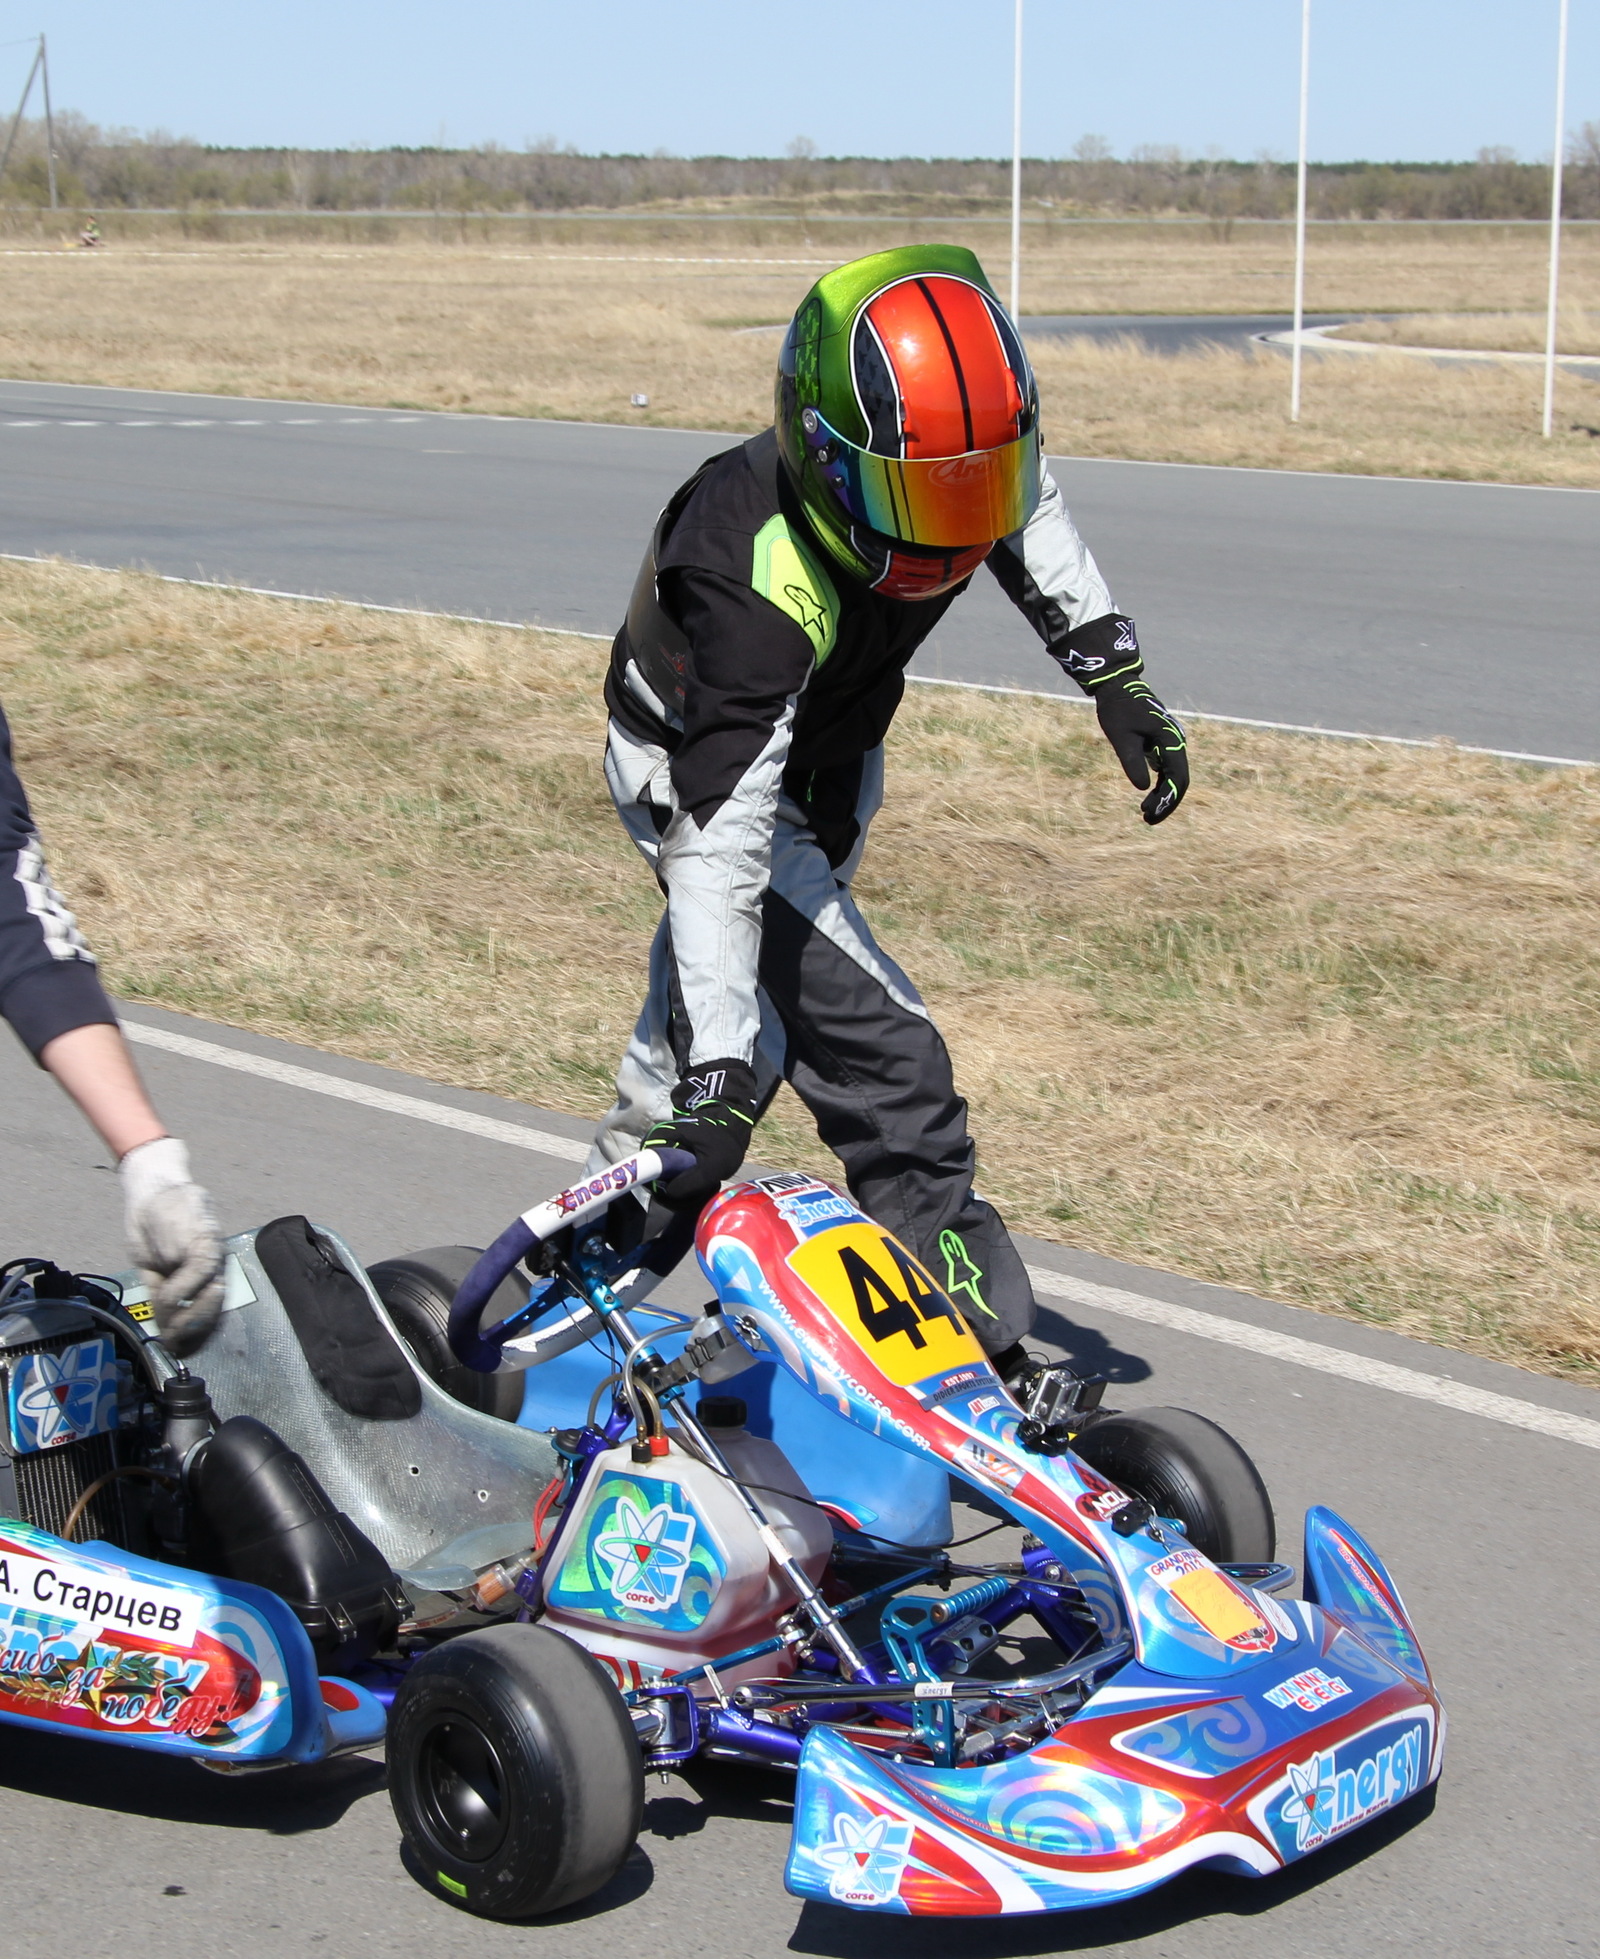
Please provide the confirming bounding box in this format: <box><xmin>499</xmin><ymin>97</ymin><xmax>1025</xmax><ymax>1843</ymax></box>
<box><xmin>1010</xmin><ymin>0</ymin><xmax>1023</xmax><ymax>321</ymax></box>
<box><xmin>1541</xmin><ymin>0</ymin><xmax>1571</xmax><ymax>439</ymax></box>
<box><xmin>1010</xmin><ymin>0</ymin><xmax>1026</xmax><ymax>321</ymax></box>
<box><xmin>1290</xmin><ymin>0</ymin><xmax>1311</xmax><ymax>422</ymax></box>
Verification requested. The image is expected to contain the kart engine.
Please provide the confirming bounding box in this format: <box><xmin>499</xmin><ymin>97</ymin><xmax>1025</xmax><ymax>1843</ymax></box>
<box><xmin>0</xmin><ymin>1265</ymin><xmax>159</xmax><ymax>1550</ymax></box>
<box><xmin>0</xmin><ymin>1260</ymin><xmax>405</xmax><ymax>1668</ymax></box>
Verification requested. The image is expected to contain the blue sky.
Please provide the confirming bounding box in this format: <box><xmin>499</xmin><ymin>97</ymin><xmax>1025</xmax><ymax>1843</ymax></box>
<box><xmin>2</xmin><ymin>1</ymin><xmax>1594</xmax><ymax>162</ymax></box>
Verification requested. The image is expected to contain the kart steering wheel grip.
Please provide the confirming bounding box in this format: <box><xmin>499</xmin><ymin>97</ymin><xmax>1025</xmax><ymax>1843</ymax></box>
<box><xmin>447</xmin><ymin>1146</ymin><xmax>697</xmax><ymax>1373</ymax></box>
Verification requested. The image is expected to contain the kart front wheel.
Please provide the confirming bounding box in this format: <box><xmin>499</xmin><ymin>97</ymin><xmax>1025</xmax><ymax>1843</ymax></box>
<box><xmin>1073</xmin><ymin>1406</ymin><xmax>1275</xmax><ymax>1563</ymax></box>
<box><xmin>388</xmin><ymin>1625</ymin><xmax>643</xmax><ymax>1919</ymax></box>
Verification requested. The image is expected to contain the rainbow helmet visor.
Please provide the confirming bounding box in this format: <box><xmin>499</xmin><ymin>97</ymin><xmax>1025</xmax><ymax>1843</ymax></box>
<box><xmin>777</xmin><ymin>245</ymin><xmax>1042</xmax><ymax>594</ymax></box>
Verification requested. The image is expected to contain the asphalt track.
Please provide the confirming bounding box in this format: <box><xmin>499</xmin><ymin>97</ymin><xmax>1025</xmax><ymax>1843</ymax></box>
<box><xmin>3</xmin><ymin>1000</ymin><xmax>1597</xmax><ymax>1959</ymax></box>
<box><xmin>1019</xmin><ymin>313</ymin><xmax>1355</xmax><ymax>354</ymax></box>
<box><xmin>3</xmin><ymin>377</ymin><xmax>1598</xmax><ymax>762</ymax></box>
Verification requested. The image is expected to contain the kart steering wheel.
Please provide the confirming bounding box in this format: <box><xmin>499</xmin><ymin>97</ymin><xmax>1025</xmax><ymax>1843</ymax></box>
<box><xmin>447</xmin><ymin>1146</ymin><xmax>695</xmax><ymax>1374</ymax></box>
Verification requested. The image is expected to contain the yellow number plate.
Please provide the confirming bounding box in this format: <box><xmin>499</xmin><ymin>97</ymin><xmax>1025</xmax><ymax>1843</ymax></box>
<box><xmin>786</xmin><ymin>1222</ymin><xmax>985</xmax><ymax>1387</ymax></box>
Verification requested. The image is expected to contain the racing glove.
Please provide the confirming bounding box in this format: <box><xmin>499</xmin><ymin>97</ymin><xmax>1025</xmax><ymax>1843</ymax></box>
<box><xmin>1077</xmin><ymin>635</ymin><xmax>1189</xmax><ymax>826</ymax></box>
<box><xmin>643</xmin><ymin>1058</ymin><xmax>760</xmax><ymax>1211</ymax></box>
<box><xmin>119</xmin><ymin>1136</ymin><xmax>225</xmax><ymax>1358</ymax></box>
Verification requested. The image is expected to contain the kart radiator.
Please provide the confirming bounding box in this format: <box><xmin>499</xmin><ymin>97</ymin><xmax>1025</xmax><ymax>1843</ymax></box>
<box><xmin>0</xmin><ymin>1303</ymin><xmax>143</xmax><ymax>1551</ymax></box>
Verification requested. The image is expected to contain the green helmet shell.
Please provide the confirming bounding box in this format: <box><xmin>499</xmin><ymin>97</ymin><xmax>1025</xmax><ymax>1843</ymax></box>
<box><xmin>775</xmin><ymin>244</ymin><xmax>1041</xmax><ymax>590</ymax></box>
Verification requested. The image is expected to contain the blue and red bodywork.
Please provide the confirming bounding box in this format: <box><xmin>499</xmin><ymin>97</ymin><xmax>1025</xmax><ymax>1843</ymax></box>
<box><xmin>686</xmin><ymin>1180</ymin><xmax>1444</xmax><ymax>1914</ymax></box>
<box><xmin>0</xmin><ymin>1514</ymin><xmax>386</xmax><ymax>1768</ymax></box>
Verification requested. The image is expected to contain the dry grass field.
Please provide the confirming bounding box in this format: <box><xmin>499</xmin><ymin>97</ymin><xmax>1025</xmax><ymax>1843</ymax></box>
<box><xmin>2</xmin><ymin>223</ymin><xmax>1599</xmax><ymax>482</ymax></box>
<box><xmin>4</xmin><ymin>557</ymin><xmax>1597</xmax><ymax>1384</ymax></box>
<box><xmin>1332</xmin><ymin>308</ymin><xmax>1600</xmax><ymax>355</ymax></box>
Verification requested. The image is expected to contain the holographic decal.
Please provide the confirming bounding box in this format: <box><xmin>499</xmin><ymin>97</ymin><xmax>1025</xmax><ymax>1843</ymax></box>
<box><xmin>7</xmin><ymin>1338</ymin><xmax>119</xmax><ymax>1452</ymax></box>
<box><xmin>546</xmin><ymin>1475</ymin><xmax>725</xmax><ymax>1631</ymax></box>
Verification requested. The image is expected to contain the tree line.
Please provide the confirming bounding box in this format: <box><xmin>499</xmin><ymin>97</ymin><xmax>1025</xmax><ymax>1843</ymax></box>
<box><xmin>4</xmin><ymin>118</ymin><xmax>1599</xmax><ymax>221</ymax></box>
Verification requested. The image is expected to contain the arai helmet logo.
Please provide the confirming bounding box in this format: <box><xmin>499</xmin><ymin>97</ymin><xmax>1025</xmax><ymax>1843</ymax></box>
<box><xmin>593</xmin><ymin>1496</ymin><xmax>696</xmax><ymax>1612</ymax></box>
<box><xmin>816</xmin><ymin>1812</ymin><xmax>915</xmax><ymax>1906</ymax></box>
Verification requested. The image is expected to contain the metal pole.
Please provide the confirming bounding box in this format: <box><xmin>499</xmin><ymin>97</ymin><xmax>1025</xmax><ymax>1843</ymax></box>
<box><xmin>0</xmin><ymin>40</ymin><xmax>43</xmax><ymax>194</ymax></box>
<box><xmin>1541</xmin><ymin>0</ymin><xmax>1571</xmax><ymax>439</ymax></box>
<box><xmin>1290</xmin><ymin>0</ymin><xmax>1311</xmax><ymax>422</ymax></box>
<box><xmin>1009</xmin><ymin>0</ymin><xmax>1023</xmax><ymax>321</ymax></box>
<box><xmin>39</xmin><ymin>34</ymin><xmax>56</xmax><ymax>211</ymax></box>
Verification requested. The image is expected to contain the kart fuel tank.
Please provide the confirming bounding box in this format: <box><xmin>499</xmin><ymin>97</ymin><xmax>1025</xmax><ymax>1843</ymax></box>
<box><xmin>539</xmin><ymin>1425</ymin><xmax>830</xmax><ymax>1689</ymax></box>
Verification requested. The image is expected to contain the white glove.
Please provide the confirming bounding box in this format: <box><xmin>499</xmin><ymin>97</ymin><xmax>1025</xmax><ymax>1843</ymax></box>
<box><xmin>119</xmin><ymin>1136</ymin><xmax>225</xmax><ymax>1357</ymax></box>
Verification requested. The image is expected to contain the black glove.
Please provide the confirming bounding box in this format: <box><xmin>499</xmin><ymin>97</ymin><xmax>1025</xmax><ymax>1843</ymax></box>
<box><xmin>643</xmin><ymin>1057</ymin><xmax>759</xmax><ymax>1210</ymax></box>
<box><xmin>1088</xmin><ymin>664</ymin><xmax>1189</xmax><ymax>826</ymax></box>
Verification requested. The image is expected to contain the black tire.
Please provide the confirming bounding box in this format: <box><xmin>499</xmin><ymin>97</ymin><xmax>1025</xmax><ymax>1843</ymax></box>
<box><xmin>388</xmin><ymin>1624</ymin><xmax>643</xmax><ymax>1920</ymax></box>
<box><xmin>1072</xmin><ymin>1407</ymin><xmax>1275</xmax><ymax>1564</ymax></box>
<box><xmin>368</xmin><ymin>1247</ymin><xmax>527</xmax><ymax>1422</ymax></box>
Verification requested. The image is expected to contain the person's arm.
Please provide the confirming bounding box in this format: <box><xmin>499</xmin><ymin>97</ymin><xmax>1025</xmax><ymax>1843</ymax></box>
<box><xmin>38</xmin><ymin>1021</ymin><xmax>167</xmax><ymax>1158</ymax></box>
<box><xmin>987</xmin><ymin>468</ymin><xmax>1189</xmax><ymax>825</ymax></box>
<box><xmin>3</xmin><ymin>703</ymin><xmax>224</xmax><ymax>1352</ymax></box>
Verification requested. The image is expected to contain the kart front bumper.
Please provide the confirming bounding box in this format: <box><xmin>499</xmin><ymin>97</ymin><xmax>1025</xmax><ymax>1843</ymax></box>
<box><xmin>786</xmin><ymin>1507</ymin><xmax>1444</xmax><ymax>1915</ymax></box>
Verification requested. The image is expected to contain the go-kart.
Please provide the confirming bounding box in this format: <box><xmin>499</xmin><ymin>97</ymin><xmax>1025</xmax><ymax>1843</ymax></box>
<box><xmin>0</xmin><ymin>1151</ymin><xmax>1443</xmax><ymax>1924</ymax></box>
<box><xmin>411</xmin><ymin>1150</ymin><xmax>1443</xmax><ymax>1918</ymax></box>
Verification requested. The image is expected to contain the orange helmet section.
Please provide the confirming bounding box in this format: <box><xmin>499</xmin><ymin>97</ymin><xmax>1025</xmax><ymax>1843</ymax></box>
<box><xmin>857</xmin><ymin>275</ymin><xmax>1030</xmax><ymax>459</ymax></box>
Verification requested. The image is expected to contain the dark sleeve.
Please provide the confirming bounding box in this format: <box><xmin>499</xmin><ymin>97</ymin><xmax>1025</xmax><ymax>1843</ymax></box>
<box><xmin>664</xmin><ymin>568</ymin><xmax>815</xmax><ymax>826</ymax></box>
<box><xmin>0</xmin><ymin>702</ymin><xmax>118</xmax><ymax>1061</ymax></box>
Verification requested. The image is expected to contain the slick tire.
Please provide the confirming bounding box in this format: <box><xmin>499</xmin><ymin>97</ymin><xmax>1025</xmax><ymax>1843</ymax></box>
<box><xmin>388</xmin><ymin>1624</ymin><xmax>643</xmax><ymax>1920</ymax></box>
<box><xmin>1072</xmin><ymin>1407</ymin><xmax>1275</xmax><ymax>1564</ymax></box>
<box><xmin>368</xmin><ymin>1247</ymin><xmax>526</xmax><ymax>1422</ymax></box>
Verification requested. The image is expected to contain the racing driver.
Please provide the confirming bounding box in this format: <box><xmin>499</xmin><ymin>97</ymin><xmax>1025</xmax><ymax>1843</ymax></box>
<box><xmin>589</xmin><ymin>245</ymin><xmax>1188</xmax><ymax>1375</ymax></box>
<box><xmin>2</xmin><ymin>699</ymin><xmax>224</xmax><ymax>1354</ymax></box>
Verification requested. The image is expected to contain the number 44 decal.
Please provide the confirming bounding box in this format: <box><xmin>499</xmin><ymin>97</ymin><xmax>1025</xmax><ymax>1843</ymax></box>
<box><xmin>786</xmin><ymin>1223</ymin><xmax>985</xmax><ymax>1382</ymax></box>
<box><xmin>838</xmin><ymin>1240</ymin><xmax>964</xmax><ymax>1349</ymax></box>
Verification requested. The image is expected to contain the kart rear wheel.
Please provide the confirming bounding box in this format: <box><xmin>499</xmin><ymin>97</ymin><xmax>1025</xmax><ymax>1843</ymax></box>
<box><xmin>1073</xmin><ymin>1407</ymin><xmax>1275</xmax><ymax>1563</ymax></box>
<box><xmin>368</xmin><ymin>1247</ymin><xmax>527</xmax><ymax>1422</ymax></box>
<box><xmin>388</xmin><ymin>1624</ymin><xmax>643</xmax><ymax>1920</ymax></box>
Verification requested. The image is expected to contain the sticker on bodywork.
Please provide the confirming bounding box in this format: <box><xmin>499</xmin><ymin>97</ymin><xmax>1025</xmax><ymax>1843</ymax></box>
<box><xmin>7</xmin><ymin>1338</ymin><xmax>119</xmax><ymax>1453</ymax></box>
<box><xmin>785</xmin><ymin>1223</ymin><xmax>983</xmax><ymax>1387</ymax></box>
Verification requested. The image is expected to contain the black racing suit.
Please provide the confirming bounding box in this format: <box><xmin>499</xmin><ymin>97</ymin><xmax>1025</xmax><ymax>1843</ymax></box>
<box><xmin>590</xmin><ymin>430</ymin><xmax>1148</xmax><ymax>1353</ymax></box>
<box><xmin>1</xmin><ymin>700</ymin><xmax>118</xmax><ymax>1059</ymax></box>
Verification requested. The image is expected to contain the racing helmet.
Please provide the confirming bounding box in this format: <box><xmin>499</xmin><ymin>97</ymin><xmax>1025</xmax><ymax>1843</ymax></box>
<box><xmin>776</xmin><ymin>245</ymin><xmax>1042</xmax><ymax>600</ymax></box>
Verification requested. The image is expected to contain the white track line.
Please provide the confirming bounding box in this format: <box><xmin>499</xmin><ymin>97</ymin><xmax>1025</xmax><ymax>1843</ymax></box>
<box><xmin>124</xmin><ymin>1021</ymin><xmax>586</xmax><ymax>1163</ymax></box>
<box><xmin>1024</xmin><ymin>1265</ymin><xmax>1600</xmax><ymax>1453</ymax></box>
<box><xmin>125</xmin><ymin>1018</ymin><xmax>1600</xmax><ymax>1450</ymax></box>
<box><xmin>0</xmin><ymin>554</ymin><xmax>610</xmax><ymax>640</ymax></box>
<box><xmin>905</xmin><ymin>674</ymin><xmax>1594</xmax><ymax>769</ymax></box>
